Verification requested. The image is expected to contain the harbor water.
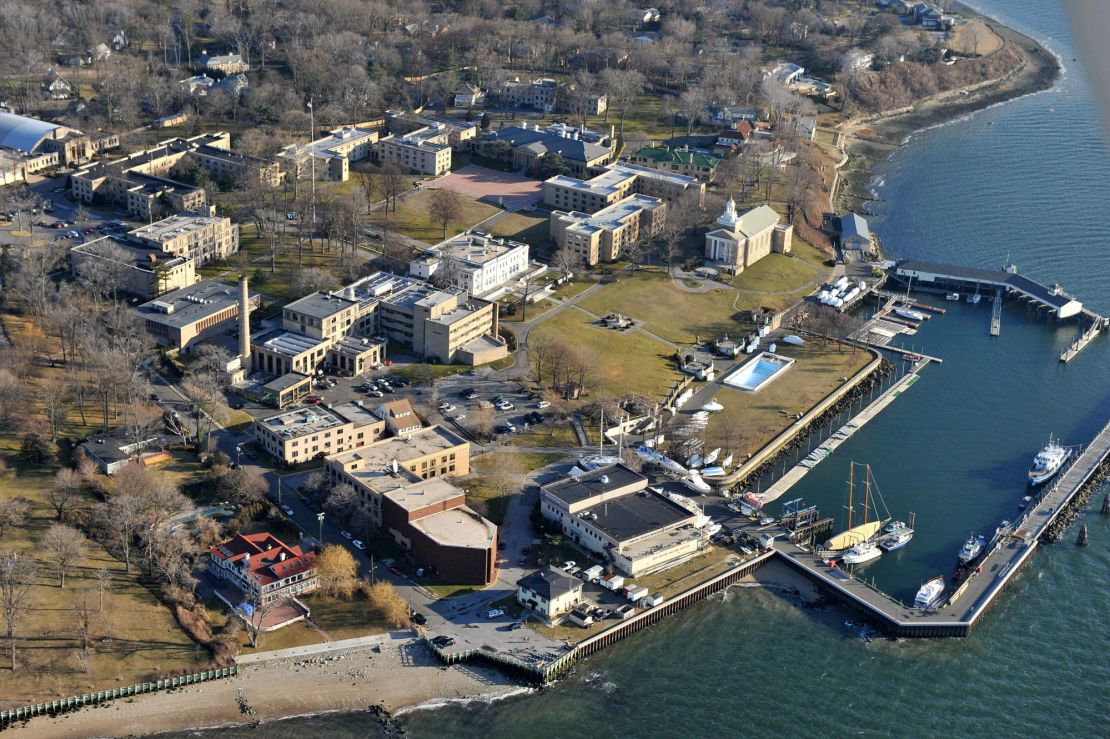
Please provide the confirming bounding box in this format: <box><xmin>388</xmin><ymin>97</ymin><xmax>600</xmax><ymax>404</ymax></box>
<box><xmin>196</xmin><ymin>1</ymin><xmax>1110</xmax><ymax>735</ymax></box>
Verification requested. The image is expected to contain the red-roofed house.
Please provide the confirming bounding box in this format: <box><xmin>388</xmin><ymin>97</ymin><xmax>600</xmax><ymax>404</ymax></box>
<box><xmin>209</xmin><ymin>532</ymin><xmax>319</xmax><ymax>605</ymax></box>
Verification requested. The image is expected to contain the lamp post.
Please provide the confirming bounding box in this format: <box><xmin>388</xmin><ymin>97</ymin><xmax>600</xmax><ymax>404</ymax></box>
<box><xmin>317</xmin><ymin>511</ymin><xmax>325</xmax><ymax>543</ymax></box>
<box><xmin>235</xmin><ymin>443</ymin><xmax>243</xmax><ymax>468</ymax></box>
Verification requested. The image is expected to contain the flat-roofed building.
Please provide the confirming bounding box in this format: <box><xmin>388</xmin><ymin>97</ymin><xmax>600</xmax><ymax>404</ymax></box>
<box><xmin>253</xmin><ymin>402</ymin><xmax>386</xmax><ymax>465</ymax></box>
<box><xmin>539</xmin><ymin>463</ymin><xmax>706</xmax><ymax>576</ymax></box>
<box><xmin>70</xmin><ymin>132</ymin><xmax>280</xmax><ymax>219</ymax></box>
<box><xmin>376</xmin><ymin>126</ymin><xmax>452</xmax><ymax>175</ymax></box>
<box><xmin>277</xmin><ymin>126</ymin><xmax>379</xmax><ymax>182</ymax></box>
<box><xmin>386</xmin><ymin>112</ymin><xmax>477</xmax><ymax>151</ymax></box>
<box><xmin>550</xmin><ymin>193</ymin><xmax>666</xmax><ymax>266</ymax></box>
<box><xmin>380</xmin><ymin>283</ymin><xmax>505</xmax><ymax>364</ymax></box>
<box><xmin>326</xmin><ymin>425</ymin><xmax>469</xmax><ymax>489</ymax></box>
<box><xmin>704</xmin><ymin>200</ymin><xmax>792</xmax><ymax>274</ymax></box>
<box><xmin>70</xmin><ymin>236</ymin><xmax>195</xmax><ymax>299</ymax></box>
<box><xmin>250</xmin><ymin>328</ymin><xmax>331</xmax><ymax>378</ymax></box>
<box><xmin>543</xmin><ymin>162</ymin><xmax>704</xmax><ymax>214</ymax></box>
<box><xmin>127</xmin><ymin>213</ymin><xmax>239</xmax><ymax>266</ymax></box>
<box><xmin>410</xmin><ymin>230</ymin><xmax>530</xmax><ymax>297</ymax></box>
<box><xmin>137</xmin><ymin>279</ymin><xmax>260</xmax><ymax>351</ymax></box>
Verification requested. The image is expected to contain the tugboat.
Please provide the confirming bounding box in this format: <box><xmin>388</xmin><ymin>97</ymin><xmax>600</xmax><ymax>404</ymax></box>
<box><xmin>1028</xmin><ymin>436</ymin><xmax>1071</xmax><ymax>485</ymax></box>
<box><xmin>914</xmin><ymin>576</ymin><xmax>945</xmax><ymax>609</ymax></box>
<box><xmin>957</xmin><ymin>534</ymin><xmax>986</xmax><ymax>565</ymax></box>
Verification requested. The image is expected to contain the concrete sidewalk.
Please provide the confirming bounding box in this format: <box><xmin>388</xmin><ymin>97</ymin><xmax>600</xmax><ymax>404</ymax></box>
<box><xmin>236</xmin><ymin>630</ymin><xmax>416</xmax><ymax>665</ymax></box>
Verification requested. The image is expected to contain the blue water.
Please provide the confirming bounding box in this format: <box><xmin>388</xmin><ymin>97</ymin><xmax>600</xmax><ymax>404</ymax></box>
<box><xmin>725</xmin><ymin>354</ymin><xmax>791</xmax><ymax>390</ymax></box>
<box><xmin>195</xmin><ymin>1</ymin><xmax>1110</xmax><ymax>736</ymax></box>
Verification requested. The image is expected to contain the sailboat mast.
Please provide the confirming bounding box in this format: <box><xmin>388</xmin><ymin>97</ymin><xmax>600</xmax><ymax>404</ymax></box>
<box><xmin>847</xmin><ymin>462</ymin><xmax>854</xmax><ymax>530</ymax></box>
<box><xmin>863</xmin><ymin>464</ymin><xmax>871</xmax><ymax>525</ymax></box>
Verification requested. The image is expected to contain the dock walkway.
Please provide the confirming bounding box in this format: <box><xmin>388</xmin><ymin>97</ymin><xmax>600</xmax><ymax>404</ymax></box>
<box><xmin>754</xmin><ymin>416</ymin><xmax>1110</xmax><ymax>637</ymax></box>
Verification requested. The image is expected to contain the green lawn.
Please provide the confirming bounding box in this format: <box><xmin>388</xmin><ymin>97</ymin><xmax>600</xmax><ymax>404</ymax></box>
<box><xmin>507</xmin><ymin>421</ymin><xmax>579</xmax><ymax>449</ymax></box>
<box><xmin>704</xmin><ymin>341</ymin><xmax>874</xmax><ymax>458</ymax></box>
<box><xmin>550</xmin><ymin>279</ymin><xmax>597</xmax><ymax>301</ymax></box>
<box><xmin>368</xmin><ymin>190</ymin><xmax>501</xmax><ymax>244</ymax></box>
<box><xmin>490</xmin><ymin>213</ymin><xmax>550</xmax><ymax>247</ymax></box>
<box><xmin>732</xmin><ymin>253</ymin><xmax>823</xmax><ymax>293</ymax></box>
<box><xmin>529</xmin><ymin>309</ymin><xmax>681</xmax><ymax>400</ymax></box>
<box><xmin>499</xmin><ymin>296</ymin><xmax>557</xmax><ymax>323</ymax></box>
<box><xmin>578</xmin><ymin>269</ymin><xmax>747</xmax><ymax>345</ymax></box>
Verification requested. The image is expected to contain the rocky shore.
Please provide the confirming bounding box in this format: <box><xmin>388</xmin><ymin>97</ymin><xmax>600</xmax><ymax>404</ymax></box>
<box><xmin>835</xmin><ymin>13</ymin><xmax>1061</xmax><ymax>215</ymax></box>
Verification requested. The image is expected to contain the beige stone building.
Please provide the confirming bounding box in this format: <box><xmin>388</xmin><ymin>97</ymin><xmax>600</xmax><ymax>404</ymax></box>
<box><xmin>385</xmin><ymin>112</ymin><xmax>477</xmax><ymax>151</ymax></box>
<box><xmin>704</xmin><ymin>200</ymin><xmax>793</xmax><ymax>274</ymax></box>
<box><xmin>277</xmin><ymin>126</ymin><xmax>379</xmax><ymax>182</ymax></box>
<box><xmin>550</xmin><ymin>194</ymin><xmax>666</xmax><ymax>266</ymax></box>
<box><xmin>543</xmin><ymin>162</ymin><xmax>704</xmax><ymax>214</ymax></box>
<box><xmin>70</xmin><ymin>237</ymin><xmax>195</xmax><ymax>299</ymax></box>
<box><xmin>199</xmin><ymin>53</ymin><xmax>249</xmax><ymax>74</ymax></box>
<box><xmin>128</xmin><ymin>213</ymin><xmax>239</xmax><ymax>266</ymax></box>
<box><xmin>70</xmin><ymin>132</ymin><xmax>281</xmax><ymax>219</ymax></box>
<box><xmin>376</xmin><ymin>126</ymin><xmax>452</xmax><ymax>175</ymax></box>
<box><xmin>253</xmin><ymin>402</ymin><xmax>387</xmax><ymax>466</ymax></box>
<box><xmin>137</xmin><ymin>279</ymin><xmax>260</xmax><ymax>351</ymax></box>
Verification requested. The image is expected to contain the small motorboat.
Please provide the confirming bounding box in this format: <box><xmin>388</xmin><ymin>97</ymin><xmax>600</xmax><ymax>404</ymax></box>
<box><xmin>782</xmin><ymin>335</ymin><xmax>805</xmax><ymax>346</ymax></box>
<box><xmin>683</xmin><ymin>472</ymin><xmax>712</xmax><ymax>494</ymax></box>
<box><xmin>957</xmin><ymin>534</ymin><xmax>986</xmax><ymax>564</ymax></box>
<box><xmin>841</xmin><ymin>541</ymin><xmax>882</xmax><ymax>565</ymax></box>
<box><xmin>701</xmin><ymin>399</ymin><xmax>725</xmax><ymax>413</ymax></box>
<box><xmin>895</xmin><ymin>306</ymin><xmax>926</xmax><ymax>321</ymax></box>
<box><xmin>701</xmin><ymin>466</ymin><xmax>726</xmax><ymax>477</ymax></box>
<box><xmin>946</xmin><ymin>292</ymin><xmax>960</xmax><ymax>301</ymax></box>
<box><xmin>968</xmin><ymin>293</ymin><xmax>982</xmax><ymax>304</ymax></box>
<box><xmin>703</xmin><ymin>448</ymin><xmax>721</xmax><ymax>465</ymax></box>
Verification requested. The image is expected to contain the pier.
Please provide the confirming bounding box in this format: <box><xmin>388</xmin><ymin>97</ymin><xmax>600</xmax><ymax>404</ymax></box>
<box><xmin>756</xmin><ymin>415</ymin><xmax>1110</xmax><ymax>637</ymax></box>
<box><xmin>892</xmin><ymin>259</ymin><xmax>1107</xmax><ymax>360</ymax></box>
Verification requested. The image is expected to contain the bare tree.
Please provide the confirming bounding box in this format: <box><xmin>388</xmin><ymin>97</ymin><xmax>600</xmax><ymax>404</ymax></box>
<box><xmin>0</xmin><ymin>498</ymin><xmax>29</xmax><ymax>540</ymax></box>
<box><xmin>219</xmin><ymin>466</ymin><xmax>268</xmax><ymax>507</ymax></box>
<box><xmin>94</xmin><ymin>568</ymin><xmax>111</xmax><ymax>611</ymax></box>
<box><xmin>73</xmin><ymin>588</ymin><xmax>96</xmax><ymax>656</ymax></box>
<box><xmin>0</xmin><ymin>551</ymin><xmax>36</xmax><ymax>670</ymax></box>
<box><xmin>600</xmin><ymin>68</ymin><xmax>645</xmax><ymax>139</ymax></box>
<box><xmin>42</xmin><ymin>523</ymin><xmax>87</xmax><ymax>588</ymax></box>
<box><xmin>49</xmin><ymin>468</ymin><xmax>83</xmax><ymax>521</ymax></box>
<box><xmin>428</xmin><ymin>189</ymin><xmax>462</xmax><ymax>239</ymax></box>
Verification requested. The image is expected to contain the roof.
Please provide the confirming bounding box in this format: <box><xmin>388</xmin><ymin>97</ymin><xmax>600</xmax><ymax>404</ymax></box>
<box><xmin>408</xmin><ymin>505</ymin><xmax>497</xmax><ymax>550</ymax></box>
<box><xmin>128</xmin><ymin>214</ymin><xmax>227</xmax><ymax>244</ymax></box>
<box><xmin>257</xmin><ymin>406</ymin><xmax>347</xmax><ymax>439</ymax></box>
<box><xmin>0</xmin><ymin>112</ymin><xmax>62</xmax><ymax>153</ymax></box>
<box><xmin>716</xmin><ymin>203</ymin><xmax>781</xmax><ymax>239</ymax></box>
<box><xmin>136</xmin><ymin>279</ymin><xmax>254</xmax><ymax>329</ymax></box>
<box><xmin>580</xmin><ymin>489</ymin><xmax>697</xmax><ymax>542</ymax></box>
<box><xmin>517</xmin><ymin>566</ymin><xmax>583</xmax><ymax>600</ymax></box>
<box><xmin>79</xmin><ymin>431</ymin><xmax>163</xmax><ymax>465</ymax></box>
<box><xmin>210</xmin><ymin>532</ymin><xmax>316</xmax><ymax>588</ymax></box>
<box><xmin>839</xmin><ymin>212</ymin><xmax>870</xmax><ymax>241</ymax></box>
<box><xmin>384</xmin><ymin>477</ymin><xmax>463</xmax><ymax>513</ymax></box>
<box><xmin>254</xmin><ymin>328</ymin><xmax>328</xmax><ymax>357</ymax></box>
<box><xmin>894</xmin><ymin>260</ymin><xmax>1081</xmax><ymax>312</ymax></box>
<box><xmin>493</xmin><ymin>126</ymin><xmax>610</xmax><ymax>163</ymax></box>
<box><xmin>376</xmin><ymin>398</ymin><xmax>418</xmax><ymax>423</ymax></box>
<box><xmin>632</xmin><ymin>146</ymin><xmax>719</xmax><ymax>168</ymax></box>
<box><xmin>284</xmin><ymin>291</ymin><xmax>358</xmax><ymax>320</ymax></box>
<box><xmin>328</xmin><ymin>425</ymin><xmax>468</xmax><ymax>469</ymax></box>
<box><xmin>541</xmin><ymin>463</ymin><xmax>647</xmax><ymax>506</ymax></box>
<box><xmin>561</xmin><ymin>194</ymin><xmax>663</xmax><ymax>235</ymax></box>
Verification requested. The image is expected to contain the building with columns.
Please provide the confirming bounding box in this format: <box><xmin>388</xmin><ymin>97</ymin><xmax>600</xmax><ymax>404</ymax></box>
<box><xmin>703</xmin><ymin>200</ymin><xmax>793</xmax><ymax>274</ymax></box>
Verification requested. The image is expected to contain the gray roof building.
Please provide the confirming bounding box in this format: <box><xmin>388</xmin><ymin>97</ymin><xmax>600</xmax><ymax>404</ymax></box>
<box><xmin>517</xmin><ymin>566</ymin><xmax>583</xmax><ymax>601</ymax></box>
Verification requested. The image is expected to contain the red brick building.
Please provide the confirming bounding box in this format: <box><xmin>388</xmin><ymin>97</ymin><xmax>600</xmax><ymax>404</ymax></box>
<box><xmin>380</xmin><ymin>478</ymin><xmax>497</xmax><ymax>585</ymax></box>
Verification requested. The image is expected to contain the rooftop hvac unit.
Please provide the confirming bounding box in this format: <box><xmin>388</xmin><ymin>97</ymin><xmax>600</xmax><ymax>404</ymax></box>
<box><xmin>149</xmin><ymin>300</ymin><xmax>175</xmax><ymax>314</ymax></box>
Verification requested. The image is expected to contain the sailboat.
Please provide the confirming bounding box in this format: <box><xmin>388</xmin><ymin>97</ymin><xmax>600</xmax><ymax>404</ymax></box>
<box><xmin>824</xmin><ymin>463</ymin><xmax>890</xmax><ymax>552</ymax></box>
<box><xmin>703</xmin><ymin>448</ymin><xmax>721</xmax><ymax>465</ymax></box>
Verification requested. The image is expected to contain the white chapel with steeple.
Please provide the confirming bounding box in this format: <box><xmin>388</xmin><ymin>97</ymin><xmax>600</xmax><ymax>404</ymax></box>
<box><xmin>704</xmin><ymin>199</ymin><xmax>792</xmax><ymax>274</ymax></box>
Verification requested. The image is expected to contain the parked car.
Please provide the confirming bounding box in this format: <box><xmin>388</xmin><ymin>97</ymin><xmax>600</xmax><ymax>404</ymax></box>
<box><xmin>536</xmin><ymin>400</ymin><xmax>551</xmax><ymax>408</ymax></box>
<box><xmin>494</xmin><ymin>425</ymin><xmax>509</xmax><ymax>435</ymax></box>
<box><xmin>486</xmin><ymin>609</ymin><xmax>505</xmax><ymax>619</ymax></box>
<box><xmin>300</xmin><ymin>495</ymin><xmax>312</xmax><ymax>506</ymax></box>
<box><xmin>439</xmin><ymin>404</ymin><xmax>456</xmax><ymax>413</ymax></box>
<box><xmin>352</xmin><ymin>539</ymin><xmax>365</xmax><ymax>550</ymax></box>
<box><xmin>340</xmin><ymin>530</ymin><xmax>353</xmax><ymax>540</ymax></box>
<box><xmin>367</xmin><ymin>390</ymin><xmax>384</xmax><ymax>398</ymax></box>
<box><xmin>451</xmin><ymin>413</ymin><xmax>466</xmax><ymax>422</ymax></box>
<box><xmin>411</xmin><ymin>611</ymin><xmax>428</xmax><ymax>625</ymax></box>
<box><xmin>431</xmin><ymin>635</ymin><xmax>454</xmax><ymax>647</ymax></box>
<box><xmin>509</xmin><ymin>621</ymin><xmax>524</xmax><ymax>630</ymax></box>
<box><xmin>281</xmin><ymin>505</ymin><xmax>294</xmax><ymax>516</ymax></box>
<box><xmin>305</xmin><ymin>396</ymin><xmax>323</xmax><ymax>404</ymax></box>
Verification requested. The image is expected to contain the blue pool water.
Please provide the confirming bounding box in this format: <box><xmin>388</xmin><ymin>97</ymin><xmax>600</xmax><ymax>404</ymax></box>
<box><xmin>722</xmin><ymin>353</ymin><xmax>793</xmax><ymax>391</ymax></box>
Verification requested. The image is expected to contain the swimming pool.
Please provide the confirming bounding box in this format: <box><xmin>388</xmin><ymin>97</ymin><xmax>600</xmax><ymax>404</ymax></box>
<box><xmin>722</xmin><ymin>352</ymin><xmax>795</xmax><ymax>392</ymax></box>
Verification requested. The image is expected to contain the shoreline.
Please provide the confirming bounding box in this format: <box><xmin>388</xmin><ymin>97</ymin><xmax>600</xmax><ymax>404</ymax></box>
<box><xmin>7</xmin><ymin>639</ymin><xmax>526</xmax><ymax>738</ymax></box>
<box><xmin>835</xmin><ymin>10</ymin><xmax>1061</xmax><ymax>216</ymax></box>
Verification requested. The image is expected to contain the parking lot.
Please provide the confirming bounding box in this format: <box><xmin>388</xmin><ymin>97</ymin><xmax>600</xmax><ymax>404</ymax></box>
<box><xmin>433</xmin><ymin>374</ymin><xmax>553</xmax><ymax>439</ymax></box>
<box><xmin>0</xmin><ymin>175</ymin><xmax>136</xmax><ymax>246</ymax></box>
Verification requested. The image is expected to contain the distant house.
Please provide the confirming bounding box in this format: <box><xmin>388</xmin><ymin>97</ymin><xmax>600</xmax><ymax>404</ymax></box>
<box><xmin>767</xmin><ymin>62</ymin><xmax>805</xmax><ymax>86</ymax></box>
<box><xmin>179</xmin><ymin>74</ymin><xmax>216</xmax><ymax>96</ymax></box>
<box><xmin>111</xmin><ymin>30</ymin><xmax>129</xmax><ymax>51</ymax></box>
<box><xmin>42</xmin><ymin>75</ymin><xmax>72</xmax><ymax>100</ymax></box>
<box><xmin>712</xmin><ymin>104</ymin><xmax>761</xmax><ymax>127</ymax></box>
<box><xmin>453</xmin><ymin>83</ymin><xmax>485</xmax><ymax>108</ymax></box>
<box><xmin>78</xmin><ymin>430</ymin><xmax>168</xmax><ymax>474</ymax></box>
<box><xmin>627</xmin><ymin>145</ymin><xmax>719</xmax><ymax>182</ymax></box>
<box><xmin>199</xmin><ymin>52</ymin><xmax>249</xmax><ymax>75</ymax></box>
<box><xmin>517</xmin><ymin>566</ymin><xmax>584</xmax><ymax>621</ymax></box>
<box><xmin>842</xmin><ymin>49</ymin><xmax>875</xmax><ymax>72</ymax></box>
<box><xmin>90</xmin><ymin>43</ymin><xmax>111</xmax><ymax>62</ymax></box>
<box><xmin>839</xmin><ymin>212</ymin><xmax>872</xmax><ymax>253</ymax></box>
<box><xmin>215</xmin><ymin>74</ymin><xmax>249</xmax><ymax>96</ymax></box>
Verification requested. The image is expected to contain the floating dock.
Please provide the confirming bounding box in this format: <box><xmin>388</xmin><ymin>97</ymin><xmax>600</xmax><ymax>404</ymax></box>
<box><xmin>752</xmin><ymin>416</ymin><xmax>1110</xmax><ymax>637</ymax></box>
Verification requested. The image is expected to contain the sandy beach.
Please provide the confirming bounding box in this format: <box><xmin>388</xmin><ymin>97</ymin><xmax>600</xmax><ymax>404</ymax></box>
<box><xmin>8</xmin><ymin>638</ymin><xmax>525</xmax><ymax>738</ymax></box>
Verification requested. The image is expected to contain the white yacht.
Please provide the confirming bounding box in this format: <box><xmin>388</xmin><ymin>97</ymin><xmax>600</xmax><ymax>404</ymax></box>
<box><xmin>841</xmin><ymin>541</ymin><xmax>882</xmax><ymax>565</ymax></box>
<box><xmin>913</xmin><ymin>576</ymin><xmax>945</xmax><ymax>609</ymax></box>
<box><xmin>878</xmin><ymin>527</ymin><xmax>913</xmax><ymax>552</ymax></box>
<box><xmin>1028</xmin><ymin>436</ymin><xmax>1071</xmax><ymax>485</ymax></box>
<box><xmin>957</xmin><ymin>534</ymin><xmax>985</xmax><ymax>564</ymax></box>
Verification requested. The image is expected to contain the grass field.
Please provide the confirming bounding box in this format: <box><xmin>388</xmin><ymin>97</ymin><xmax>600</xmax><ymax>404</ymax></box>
<box><xmin>529</xmin><ymin>309</ymin><xmax>681</xmax><ymax>400</ymax></box>
<box><xmin>368</xmin><ymin>190</ymin><xmax>500</xmax><ymax>244</ymax></box>
<box><xmin>232</xmin><ymin>592</ymin><xmax>389</xmax><ymax>654</ymax></box>
<box><xmin>507</xmin><ymin>421</ymin><xmax>579</xmax><ymax>449</ymax></box>
<box><xmin>704</xmin><ymin>341</ymin><xmax>874</xmax><ymax>457</ymax></box>
<box><xmin>578</xmin><ymin>270</ymin><xmax>746</xmax><ymax>345</ymax></box>
<box><xmin>499</xmin><ymin>295</ymin><xmax>556</xmax><ymax>323</ymax></box>
<box><xmin>490</xmin><ymin>213</ymin><xmax>550</xmax><ymax>247</ymax></box>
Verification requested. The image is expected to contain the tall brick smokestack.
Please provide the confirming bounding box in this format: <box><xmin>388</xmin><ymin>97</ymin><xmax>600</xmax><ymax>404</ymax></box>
<box><xmin>238</xmin><ymin>274</ymin><xmax>251</xmax><ymax>366</ymax></box>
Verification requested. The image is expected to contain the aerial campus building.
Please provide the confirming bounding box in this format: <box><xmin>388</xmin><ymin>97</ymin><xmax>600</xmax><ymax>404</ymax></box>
<box><xmin>550</xmin><ymin>194</ymin><xmax>666</xmax><ymax>266</ymax></box>
<box><xmin>0</xmin><ymin>111</ymin><xmax>118</xmax><ymax>185</ymax></box>
<box><xmin>704</xmin><ymin>200</ymin><xmax>793</xmax><ymax>274</ymax></box>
